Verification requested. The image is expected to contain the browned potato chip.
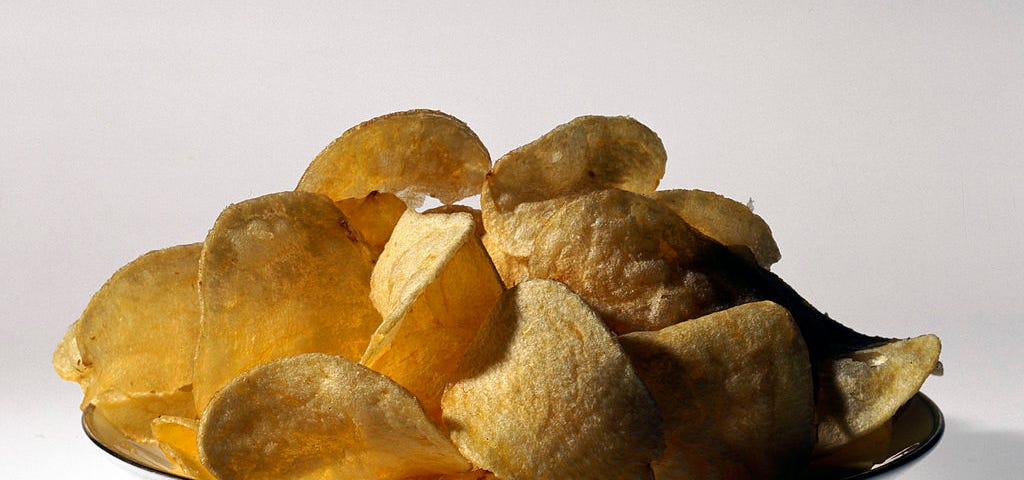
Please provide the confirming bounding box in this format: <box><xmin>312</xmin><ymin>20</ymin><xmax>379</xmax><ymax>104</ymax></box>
<box><xmin>650</xmin><ymin>189</ymin><xmax>781</xmax><ymax>268</ymax></box>
<box><xmin>71</xmin><ymin>243</ymin><xmax>202</xmax><ymax>411</ymax></box>
<box><xmin>91</xmin><ymin>388</ymin><xmax>197</xmax><ymax>445</ymax></box>
<box><xmin>193</xmin><ymin>191</ymin><xmax>382</xmax><ymax>412</ymax></box>
<box><xmin>619</xmin><ymin>301</ymin><xmax>815</xmax><ymax>480</ymax></box>
<box><xmin>297</xmin><ymin>109</ymin><xmax>490</xmax><ymax>206</ymax></box>
<box><xmin>334</xmin><ymin>191</ymin><xmax>408</xmax><ymax>259</ymax></box>
<box><xmin>152</xmin><ymin>416</ymin><xmax>215</xmax><ymax>480</ymax></box>
<box><xmin>198</xmin><ymin>353</ymin><xmax>471</xmax><ymax>480</ymax></box>
<box><xmin>815</xmin><ymin>334</ymin><xmax>942</xmax><ymax>453</ymax></box>
<box><xmin>442</xmin><ymin>279</ymin><xmax>664</xmax><ymax>480</ymax></box>
<box><xmin>527</xmin><ymin>189</ymin><xmax>742</xmax><ymax>334</ymax></box>
<box><xmin>480</xmin><ymin>115</ymin><xmax>666</xmax><ymax>285</ymax></box>
<box><xmin>363</xmin><ymin>210</ymin><xmax>503</xmax><ymax>422</ymax></box>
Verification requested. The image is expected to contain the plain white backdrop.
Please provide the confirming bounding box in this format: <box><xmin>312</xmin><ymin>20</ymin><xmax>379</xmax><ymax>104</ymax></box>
<box><xmin>2</xmin><ymin>2</ymin><xmax>1021</xmax><ymax>478</ymax></box>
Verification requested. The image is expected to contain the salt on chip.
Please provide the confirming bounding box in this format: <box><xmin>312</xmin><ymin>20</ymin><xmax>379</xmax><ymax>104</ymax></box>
<box><xmin>363</xmin><ymin>210</ymin><xmax>503</xmax><ymax>422</ymax></box>
<box><xmin>198</xmin><ymin>353</ymin><xmax>471</xmax><ymax>480</ymax></box>
<box><xmin>815</xmin><ymin>334</ymin><xmax>941</xmax><ymax>453</ymax></box>
<box><xmin>480</xmin><ymin>115</ymin><xmax>666</xmax><ymax>285</ymax></box>
<box><xmin>193</xmin><ymin>191</ymin><xmax>382</xmax><ymax>412</ymax></box>
<box><xmin>619</xmin><ymin>301</ymin><xmax>815</xmax><ymax>480</ymax></box>
<box><xmin>334</xmin><ymin>191</ymin><xmax>408</xmax><ymax>259</ymax></box>
<box><xmin>152</xmin><ymin>416</ymin><xmax>215</xmax><ymax>480</ymax></box>
<box><xmin>650</xmin><ymin>189</ymin><xmax>781</xmax><ymax>268</ymax></box>
<box><xmin>297</xmin><ymin>109</ymin><xmax>490</xmax><ymax>207</ymax></box>
<box><xmin>71</xmin><ymin>243</ymin><xmax>202</xmax><ymax>411</ymax></box>
<box><xmin>442</xmin><ymin>279</ymin><xmax>664</xmax><ymax>480</ymax></box>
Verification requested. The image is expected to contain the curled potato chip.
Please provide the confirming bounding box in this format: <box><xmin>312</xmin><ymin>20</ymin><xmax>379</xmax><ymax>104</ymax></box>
<box><xmin>53</xmin><ymin>320</ymin><xmax>88</xmax><ymax>388</ymax></box>
<box><xmin>442</xmin><ymin>279</ymin><xmax>664</xmax><ymax>480</ymax></box>
<box><xmin>193</xmin><ymin>191</ymin><xmax>381</xmax><ymax>412</ymax></box>
<box><xmin>650</xmin><ymin>189</ymin><xmax>781</xmax><ymax>268</ymax></box>
<box><xmin>527</xmin><ymin>189</ymin><xmax>744</xmax><ymax>334</ymax></box>
<box><xmin>480</xmin><ymin>115</ymin><xmax>666</xmax><ymax>285</ymax></box>
<box><xmin>423</xmin><ymin>204</ymin><xmax>486</xmax><ymax>237</ymax></box>
<box><xmin>333</xmin><ymin>191</ymin><xmax>408</xmax><ymax>259</ymax></box>
<box><xmin>198</xmin><ymin>353</ymin><xmax>470</xmax><ymax>480</ymax></box>
<box><xmin>815</xmin><ymin>334</ymin><xmax>942</xmax><ymax>452</ymax></box>
<box><xmin>152</xmin><ymin>416</ymin><xmax>215</xmax><ymax>480</ymax></box>
<box><xmin>363</xmin><ymin>210</ymin><xmax>503</xmax><ymax>422</ymax></box>
<box><xmin>297</xmin><ymin>109</ymin><xmax>490</xmax><ymax>206</ymax></box>
<box><xmin>91</xmin><ymin>388</ymin><xmax>197</xmax><ymax>445</ymax></box>
<box><xmin>619</xmin><ymin>301</ymin><xmax>815</xmax><ymax>480</ymax></box>
<box><xmin>72</xmin><ymin>243</ymin><xmax>202</xmax><ymax>410</ymax></box>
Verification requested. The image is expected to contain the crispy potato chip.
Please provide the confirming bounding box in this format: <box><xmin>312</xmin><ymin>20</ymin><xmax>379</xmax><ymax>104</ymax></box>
<box><xmin>91</xmin><ymin>388</ymin><xmax>197</xmax><ymax>445</ymax></box>
<box><xmin>527</xmin><ymin>189</ymin><xmax>745</xmax><ymax>334</ymax></box>
<box><xmin>363</xmin><ymin>210</ymin><xmax>503</xmax><ymax>422</ymax></box>
<box><xmin>297</xmin><ymin>109</ymin><xmax>490</xmax><ymax>206</ymax></box>
<box><xmin>152</xmin><ymin>416</ymin><xmax>215</xmax><ymax>480</ymax></box>
<box><xmin>650</xmin><ymin>189</ymin><xmax>781</xmax><ymax>268</ymax></box>
<box><xmin>442</xmin><ymin>279</ymin><xmax>664</xmax><ymax>480</ymax></box>
<box><xmin>423</xmin><ymin>204</ymin><xmax>486</xmax><ymax>237</ymax></box>
<box><xmin>72</xmin><ymin>243</ymin><xmax>202</xmax><ymax>409</ymax></box>
<box><xmin>815</xmin><ymin>335</ymin><xmax>942</xmax><ymax>452</ymax></box>
<box><xmin>619</xmin><ymin>301</ymin><xmax>815</xmax><ymax>480</ymax></box>
<box><xmin>334</xmin><ymin>191</ymin><xmax>408</xmax><ymax>259</ymax></box>
<box><xmin>53</xmin><ymin>320</ymin><xmax>88</xmax><ymax>388</ymax></box>
<box><xmin>193</xmin><ymin>191</ymin><xmax>382</xmax><ymax>412</ymax></box>
<box><xmin>198</xmin><ymin>353</ymin><xmax>470</xmax><ymax>480</ymax></box>
<box><xmin>480</xmin><ymin>115</ymin><xmax>666</xmax><ymax>285</ymax></box>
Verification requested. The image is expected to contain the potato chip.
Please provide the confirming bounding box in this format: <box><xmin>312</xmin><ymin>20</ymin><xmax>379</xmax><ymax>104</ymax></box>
<box><xmin>193</xmin><ymin>191</ymin><xmax>382</xmax><ymax>412</ymax></box>
<box><xmin>650</xmin><ymin>189</ymin><xmax>781</xmax><ymax>268</ymax></box>
<box><xmin>91</xmin><ymin>387</ymin><xmax>197</xmax><ymax>445</ymax></box>
<box><xmin>814</xmin><ymin>334</ymin><xmax>942</xmax><ymax>452</ymax></box>
<box><xmin>334</xmin><ymin>191</ymin><xmax>408</xmax><ymax>259</ymax></box>
<box><xmin>442</xmin><ymin>279</ymin><xmax>664</xmax><ymax>480</ymax></box>
<box><xmin>423</xmin><ymin>204</ymin><xmax>486</xmax><ymax>238</ymax></box>
<box><xmin>480</xmin><ymin>115</ymin><xmax>666</xmax><ymax>285</ymax></box>
<box><xmin>198</xmin><ymin>353</ymin><xmax>471</xmax><ymax>480</ymax></box>
<box><xmin>527</xmin><ymin>189</ymin><xmax>744</xmax><ymax>334</ymax></box>
<box><xmin>53</xmin><ymin>320</ymin><xmax>87</xmax><ymax>388</ymax></box>
<box><xmin>619</xmin><ymin>301</ymin><xmax>815</xmax><ymax>480</ymax></box>
<box><xmin>152</xmin><ymin>416</ymin><xmax>215</xmax><ymax>480</ymax></box>
<box><xmin>72</xmin><ymin>243</ymin><xmax>202</xmax><ymax>409</ymax></box>
<box><xmin>297</xmin><ymin>109</ymin><xmax>490</xmax><ymax>207</ymax></box>
<box><xmin>363</xmin><ymin>210</ymin><xmax>503</xmax><ymax>422</ymax></box>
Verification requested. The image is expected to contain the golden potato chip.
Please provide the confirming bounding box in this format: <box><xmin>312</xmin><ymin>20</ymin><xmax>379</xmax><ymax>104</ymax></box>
<box><xmin>442</xmin><ymin>279</ymin><xmax>663</xmax><ymax>480</ymax></box>
<box><xmin>152</xmin><ymin>416</ymin><xmax>215</xmax><ymax>480</ymax></box>
<box><xmin>198</xmin><ymin>353</ymin><xmax>471</xmax><ymax>480</ymax></box>
<box><xmin>363</xmin><ymin>210</ymin><xmax>504</xmax><ymax>422</ymax></box>
<box><xmin>53</xmin><ymin>320</ymin><xmax>87</xmax><ymax>388</ymax></box>
<box><xmin>334</xmin><ymin>191</ymin><xmax>408</xmax><ymax>259</ymax></box>
<box><xmin>480</xmin><ymin>115</ymin><xmax>666</xmax><ymax>285</ymax></box>
<box><xmin>650</xmin><ymin>189</ymin><xmax>781</xmax><ymax>268</ymax></box>
<box><xmin>815</xmin><ymin>334</ymin><xmax>942</xmax><ymax>452</ymax></box>
<box><xmin>619</xmin><ymin>301</ymin><xmax>815</xmax><ymax>480</ymax></box>
<box><xmin>527</xmin><ymin>189</ymin><xmax>741</xmax><ymax>334</ymax></box>
<box><xmin>71</xmin><ymin>243</ymin><xmax>202</xmax><ymax>409</ymax></box>
<box><xmin>193</xmin><ymin>191</ymin><xmax>382</xmax><ymax>412</ymax></box>
<box><xmin>423</xmin><ymin>203</ymin><xmax>486</xmax><ymax>237</ymax></box>
<box><xmin>297</xmin><ymin>109</ymin><xmax>490</xmax><ymax>206</ymax></box>
<box><xmin>91</xmin><ymin>387</ymin><xmax>197</xmax><ymax>445</ymax></box>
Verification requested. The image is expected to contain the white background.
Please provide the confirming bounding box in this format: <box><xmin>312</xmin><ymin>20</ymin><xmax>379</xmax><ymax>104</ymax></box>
<box><xmin>2</xmin><ymin>1</ymin><xmax>1022</xmax><ymax>478</ymax></box>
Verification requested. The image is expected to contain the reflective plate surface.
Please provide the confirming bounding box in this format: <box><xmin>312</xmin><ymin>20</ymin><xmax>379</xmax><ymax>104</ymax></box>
<box><xmin>83</xmin><ymin>393</ymin><xmax>943</xmax><ymax>479</ymax></box>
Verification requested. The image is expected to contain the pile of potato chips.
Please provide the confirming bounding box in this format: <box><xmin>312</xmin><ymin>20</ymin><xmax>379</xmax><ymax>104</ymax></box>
<box><xmin>54</xmin><ymin>110</ymin><xmax>941</xmax><ymax>480</ymax></box>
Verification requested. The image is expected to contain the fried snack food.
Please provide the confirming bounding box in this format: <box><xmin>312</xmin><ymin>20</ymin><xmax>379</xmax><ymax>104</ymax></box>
<box><xmin>198</xmin><ymin>353</ymin><xmax>471</xmax><ymax>480</ymax></box>
<box><xmin>442</xmin><ymin>279</ymin><xmax>664</xmax><ymax>480</ymax></box>
<box><xmin>193</xmin><ymin>191</ymin><xmax>381</xmax><ymax>412</ymax></box>
<box><xmin>55</xmin><ymin>110</ymin><xmax>942</xmax><ymax>479</ymax></box>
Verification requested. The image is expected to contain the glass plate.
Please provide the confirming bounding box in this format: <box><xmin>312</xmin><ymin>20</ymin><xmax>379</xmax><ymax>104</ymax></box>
<box><xmin>82</xmin><ymin>392</ymin><xmax>943</xmax><ymax>479</ymax></box>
